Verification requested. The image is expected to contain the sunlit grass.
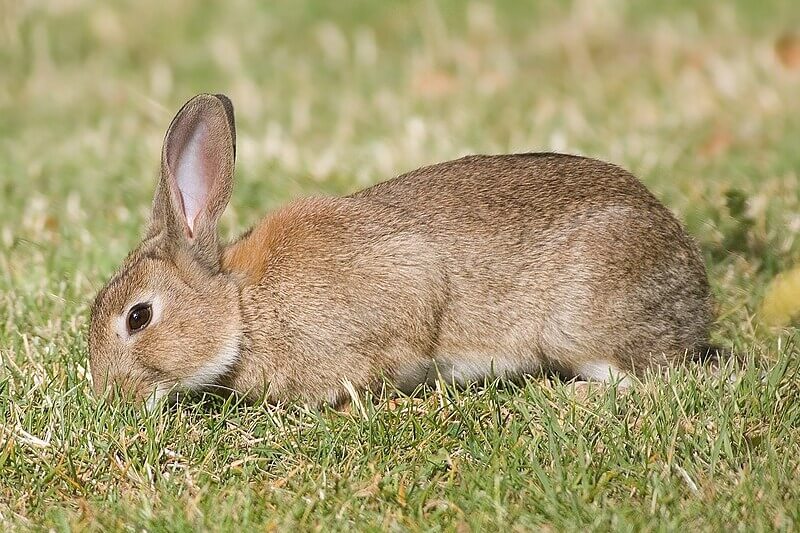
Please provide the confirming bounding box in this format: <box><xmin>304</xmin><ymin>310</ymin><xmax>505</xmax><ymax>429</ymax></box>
<box><xmin>1</xmin><ymin>0</ymin><xmax>799</xmax><ymax>529</ymax></box>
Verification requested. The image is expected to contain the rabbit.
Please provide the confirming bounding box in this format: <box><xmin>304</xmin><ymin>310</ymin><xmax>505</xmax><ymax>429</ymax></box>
<box><xmin>89</xmin><ymin>93</ymin><xmax>716</xmax><ymax>409</ymax></box>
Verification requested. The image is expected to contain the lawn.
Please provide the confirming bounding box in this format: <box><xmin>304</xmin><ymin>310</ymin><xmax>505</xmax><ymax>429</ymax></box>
<box><xmin>1</xmin><ymin>0</ymin><xmax>800</xmax><ymax>530</ymax></box>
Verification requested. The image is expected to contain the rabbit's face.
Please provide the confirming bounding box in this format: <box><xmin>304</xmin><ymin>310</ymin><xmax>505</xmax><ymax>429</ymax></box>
<box><xmin>88</xmin><ymin>93</ymin><xmax>240</xmax><ymax>407</ymax></box>
<box><xmin>89</xmin><ymin>243</ymin><xmax>242</xmax><ymax>407</ymax></box>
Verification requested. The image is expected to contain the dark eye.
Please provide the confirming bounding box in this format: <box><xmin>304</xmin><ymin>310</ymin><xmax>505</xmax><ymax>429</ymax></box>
<box><xmin>127</xmin><ymin>303</ymin><xmax>152</xmax><ymax>333</ymax></box>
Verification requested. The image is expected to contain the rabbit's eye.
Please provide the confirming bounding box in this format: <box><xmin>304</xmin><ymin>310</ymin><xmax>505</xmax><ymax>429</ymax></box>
<box><xmin>127</xmin><ymin>303</ymin><xmax>152</xmax><ymax>333</ymax></box>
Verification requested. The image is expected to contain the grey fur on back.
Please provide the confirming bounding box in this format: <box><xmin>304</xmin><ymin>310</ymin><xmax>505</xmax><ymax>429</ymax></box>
<box><xmin>350</xmin><ymin>153</ymin><xmax>714</xmax><ymax>375</ymax></box>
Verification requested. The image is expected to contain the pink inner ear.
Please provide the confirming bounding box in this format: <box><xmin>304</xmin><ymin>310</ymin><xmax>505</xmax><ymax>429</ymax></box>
<box><xmin>174</xmin><ymin>122</ymin><xmax>212</xmax><ymax>236</ymax></box>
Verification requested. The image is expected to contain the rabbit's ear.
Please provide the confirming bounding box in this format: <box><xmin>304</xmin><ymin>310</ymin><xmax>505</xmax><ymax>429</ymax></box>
<box><xmin>150</xmin><ymin>94</ymin><xmax>236</xmax><ymax>270</ymax></box>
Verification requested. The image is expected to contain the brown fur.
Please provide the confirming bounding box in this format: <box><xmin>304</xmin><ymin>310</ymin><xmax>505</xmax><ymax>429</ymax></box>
<box><xmin>89</xmin><ymin>94</ymin><xmax>715</xmax><ymax>406</ymax></box>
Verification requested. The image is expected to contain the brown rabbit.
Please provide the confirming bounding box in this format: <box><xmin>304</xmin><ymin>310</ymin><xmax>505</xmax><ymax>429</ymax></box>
<box><xmin>89</xmin><ymin>93</ymin><xmax>716</xmax><ymax>408</ymax></box>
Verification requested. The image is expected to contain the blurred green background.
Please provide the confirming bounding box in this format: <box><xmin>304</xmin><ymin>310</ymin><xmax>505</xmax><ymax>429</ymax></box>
<box><xmin>1</xmin><ymin>0</ymin><xmax>800</xmax><ymax>529</ymax></box>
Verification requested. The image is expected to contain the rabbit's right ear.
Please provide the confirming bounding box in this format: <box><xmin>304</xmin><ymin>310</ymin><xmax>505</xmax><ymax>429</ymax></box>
<box><xmin>149</xmin><ymin>94</ymin><xmax>236</xmax><ymax>270</ymax></box>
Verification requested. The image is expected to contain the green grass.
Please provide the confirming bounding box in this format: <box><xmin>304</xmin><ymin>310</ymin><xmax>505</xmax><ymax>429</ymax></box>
<box><xmin>2</xmin><ymin>0</ymin><xmax>800</xmax><ymax>530</ymax></box>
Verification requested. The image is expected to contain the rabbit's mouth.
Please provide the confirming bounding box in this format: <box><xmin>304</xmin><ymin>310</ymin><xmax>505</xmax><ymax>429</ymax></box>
<box><xmin>144</xmin><ymin>380</ymin><xmax>242</xmax><ymax>412</ymax></box>
<box><xmin>144</xmin><ymin>336</ymin><xmax>242</xmax><ymax>412</ymax></box>
<box><xmin>144</xmin><ymin>383</ymin><xmax>178</xmax><ymax>412</ymax></box>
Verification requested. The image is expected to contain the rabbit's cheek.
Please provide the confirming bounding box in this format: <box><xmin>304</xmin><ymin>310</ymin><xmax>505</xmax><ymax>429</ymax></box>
<box><xmin>181</xmin><ymin>333</ymin><xmax>241</xmax><ymax>390</ymax></box>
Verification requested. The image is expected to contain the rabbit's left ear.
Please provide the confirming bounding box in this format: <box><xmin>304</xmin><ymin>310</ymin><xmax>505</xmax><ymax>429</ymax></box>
<box><xmin>150</xmin><ymin>93</ymin><xmax>236</xmax><ymax>269</ymax></box>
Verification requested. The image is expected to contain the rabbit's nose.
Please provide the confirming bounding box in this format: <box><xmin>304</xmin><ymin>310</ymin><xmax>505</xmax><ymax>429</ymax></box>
<box><xmin>92</xmin><ymin>371</ymin><xmax>139</xmax><ymax>402</ymax></box>
<box><xmin>90</xmin><ymin>368</ymin><xmax>114</xmax><ymax>397</ymax></box>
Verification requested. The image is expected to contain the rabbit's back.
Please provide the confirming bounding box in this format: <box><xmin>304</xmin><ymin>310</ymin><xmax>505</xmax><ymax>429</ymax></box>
<box><xmin>353</xmin><ymin>153</ymin><xmax>675</xmax><ymax>238</ymax></box>
<box><xmin>224</xmin><ymin>153</ymin><xmax>713</xmax><ymax>400</ymax></box>
<box><xmin>352</xmin><ymin>153</ymin><xmax>713</xmax><ymax>377</ymax></box>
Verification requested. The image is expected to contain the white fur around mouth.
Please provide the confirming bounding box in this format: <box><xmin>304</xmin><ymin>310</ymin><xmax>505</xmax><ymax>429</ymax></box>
<box><xmin>143</xmin><ymin>335</ymin><xmax>240</xmax><ymax>413</ymax></box>
<box><xmin>144</xmin><ymin>384</ymin><xmax>171</xmax><ymax>412</ymax></box>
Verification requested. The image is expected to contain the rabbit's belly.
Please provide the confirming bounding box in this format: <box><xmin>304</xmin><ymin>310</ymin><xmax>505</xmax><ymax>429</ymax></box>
<box><xmin>391</xmin><ymin>354</ymin><xmax>538</xmax><ymax>392</ymax></box>
<box><xmin>577</xmin><ymin>361</ymin><xmax>632</xmax><ymax>386</ymax></box>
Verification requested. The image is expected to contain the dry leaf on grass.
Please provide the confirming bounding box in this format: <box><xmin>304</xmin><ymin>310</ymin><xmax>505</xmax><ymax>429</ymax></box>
<box><xmin>775</xmin><ymin>33</ymin><xmax>800</xmax><ymax>70</ymax></box>
<box><xmin>699</xmin><ymin>127</ymin><xmax>733</xmax><ymax>159</ymax></box>
<box><xmin>760</xmin><ymin>266</ymin><xmax>800</xmax><ymax>326</ymax></box>
<box><xmin>411</xmin><ymin>69</ymin><xmax>458</xmax><ymax>98</ymax></box>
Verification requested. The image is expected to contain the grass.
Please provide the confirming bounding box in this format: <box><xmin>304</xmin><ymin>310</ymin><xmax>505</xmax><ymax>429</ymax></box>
<box><xmin>1</xmin><ymin>0</ymin><xmax>799</xmax><ymax>530</ymax></box>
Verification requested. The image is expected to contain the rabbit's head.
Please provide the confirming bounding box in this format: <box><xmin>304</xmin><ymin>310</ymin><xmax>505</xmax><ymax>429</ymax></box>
<box><xmin>89</xmin><ymin>94</ymin><xmax>242</xmax><ymax>407</ymax></box>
